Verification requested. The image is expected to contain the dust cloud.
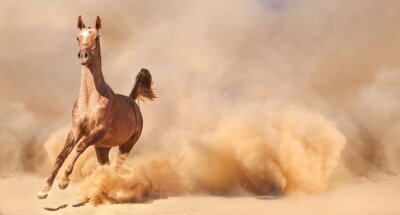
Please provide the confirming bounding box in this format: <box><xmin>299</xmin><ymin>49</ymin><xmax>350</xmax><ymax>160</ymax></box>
<box><xmin>0</xmin><ymin>0</ymin><xmax>399</xmax><ymax>204</ymax></box>
<box><xmin>45</xmin><ymin>103</ymin><xmax>345</xmax><ymax>204</ymax></box>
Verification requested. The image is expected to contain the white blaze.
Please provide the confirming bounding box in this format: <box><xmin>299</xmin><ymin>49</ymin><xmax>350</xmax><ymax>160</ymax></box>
<box><xmin>81</xmin><ymin>30</ymin><xmax>90</xmax><ymax>44</ymax></box>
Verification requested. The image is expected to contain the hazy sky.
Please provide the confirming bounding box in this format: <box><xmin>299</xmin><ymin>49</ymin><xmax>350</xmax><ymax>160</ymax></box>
<box><xmin>0</xmin><ymin>0</ymin><xmax>399</xmax><ymax>183</ymax></box>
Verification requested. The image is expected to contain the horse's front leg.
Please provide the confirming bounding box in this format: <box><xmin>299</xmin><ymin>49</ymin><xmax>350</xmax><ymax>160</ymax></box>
<box><xmin>58</xmin><ymin>126</ymin><xmax>106</xmax><ymax>189</ymax></box>
<box><xmin>37</xmin><ymin>129</ymin><xmax>81</xmax><ymax>199</ymax></box>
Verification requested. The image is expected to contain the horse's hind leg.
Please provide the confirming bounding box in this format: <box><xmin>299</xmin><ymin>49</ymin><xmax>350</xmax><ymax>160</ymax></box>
<box><xmin>116</xmin><ymin>133</ymin><xmax>141</xmax><ymax>167</ymax></box>
<box><xmin>95</xmin><ymin>147</ymin><xmax>111</xmax><ymax>165</ymax></box>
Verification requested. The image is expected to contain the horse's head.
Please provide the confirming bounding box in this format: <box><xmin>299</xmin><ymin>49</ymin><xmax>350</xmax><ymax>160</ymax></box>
<box><xmin>76</xmin><ymin>16</ymin><xmax>101</xmax><ymax>65</ymax></box>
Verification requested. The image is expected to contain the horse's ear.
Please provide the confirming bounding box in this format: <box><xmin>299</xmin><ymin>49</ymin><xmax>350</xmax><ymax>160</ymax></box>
<box><xmin>95</xmin><ymin>16</ymin><xmax>101</xmax><ymax>30</ymax></box>
<box><xmin>77</xmin><ymin>15</ymin><xmax>85</xmax><ymax>30</ymax></box>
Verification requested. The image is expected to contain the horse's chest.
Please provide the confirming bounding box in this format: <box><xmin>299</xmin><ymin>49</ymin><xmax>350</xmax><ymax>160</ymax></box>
<box><xmin>75</xmin><ymin>103</ymin><xmax>108</xmax><ymax>130</ymax></box>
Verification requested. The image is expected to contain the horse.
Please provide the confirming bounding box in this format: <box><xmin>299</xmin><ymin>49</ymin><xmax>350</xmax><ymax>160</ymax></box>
<box><xmin>37</xmin><ymin>16</ymin><xmax>156</xmax><ymax>199</ymax></box>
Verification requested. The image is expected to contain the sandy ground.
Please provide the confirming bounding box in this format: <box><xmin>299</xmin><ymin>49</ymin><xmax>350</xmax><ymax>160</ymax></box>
<box><xmin>0</xmin><ymin>174</ymin><xmax>399</xmax><ymax>215</ymax></box>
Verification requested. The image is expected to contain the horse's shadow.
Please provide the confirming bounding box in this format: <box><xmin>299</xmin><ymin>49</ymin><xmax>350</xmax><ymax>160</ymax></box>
<box><xmin>42</xmin><ymin>195</ymin><xmax>163</xmax><ymax>212</ymax></box>
<box><xmin>42</xmin><ymin>201</ymin><xmax>88</xmax><ymax>211</ymax></box>
<box><xmin>42</xmin><ymin>193</ymin><xmax>281</xmax><ymax>212</ymax></box>
<box><xmin>42</xmin><ymin>203</ymin><xmax>70</xmax><ymax>211</ymax></box>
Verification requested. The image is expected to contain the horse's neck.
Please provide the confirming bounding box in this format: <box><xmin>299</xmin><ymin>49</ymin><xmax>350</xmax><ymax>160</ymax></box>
<box><xmin>78</xmin><ymin>46</ymin><xmax>111</xmax><ymax>102</ymax></box>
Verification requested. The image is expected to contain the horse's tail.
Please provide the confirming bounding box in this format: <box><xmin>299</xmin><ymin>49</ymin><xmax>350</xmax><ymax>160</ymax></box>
<box><xmin>129</xmin><ymin>68</ymin><xmax>156</xmax><ymax>101</ymax></box>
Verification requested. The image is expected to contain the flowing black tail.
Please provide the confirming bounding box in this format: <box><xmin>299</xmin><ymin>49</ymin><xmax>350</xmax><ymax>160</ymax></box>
<box><xmin>129</xmin><ymin>68</ymin><xmax>156</xmax><ymax>101</ymax></box>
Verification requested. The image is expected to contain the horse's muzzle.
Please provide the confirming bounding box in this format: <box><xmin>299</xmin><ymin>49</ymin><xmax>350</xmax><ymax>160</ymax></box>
<box><xmin>78</xmin><ymin>49</ymin><xmax>92</xmax><ymax>65</ymax></box>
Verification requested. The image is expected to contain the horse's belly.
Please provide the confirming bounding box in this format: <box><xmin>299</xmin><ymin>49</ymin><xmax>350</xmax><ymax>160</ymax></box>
<box><xmin>94</xmin><ymin>114</ymin><xmax>138</xmax><ymax>147</ymax></box>
<box><xmin>94</xmin><ymin>137</ymin><xmax>125</xmax><ymax>147</ymax></box>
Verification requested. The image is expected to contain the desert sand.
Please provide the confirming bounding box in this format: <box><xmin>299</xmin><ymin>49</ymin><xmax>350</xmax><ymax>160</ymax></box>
<box><xmin>0</xmin><ymin>174</ymin><xmax>398</xmax><ymax>215</ymax></box>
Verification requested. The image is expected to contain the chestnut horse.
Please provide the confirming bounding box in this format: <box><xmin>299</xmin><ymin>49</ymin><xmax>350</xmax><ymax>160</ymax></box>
<box><xmin>37</xmin><ymin>16</ymin><xmax>156</xmax><ymax>199</ymax></box>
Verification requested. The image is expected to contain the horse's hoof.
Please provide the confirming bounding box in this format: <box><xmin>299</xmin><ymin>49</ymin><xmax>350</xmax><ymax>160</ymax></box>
<box><xmin>37</xmin><ymin>191</ymin><xmax>48</xmax><ymax>199</ymax></box>
<box><xmin>59</xmin><ymin>179</ymin><xmax>69</xmax><ymax>190</ymax></box>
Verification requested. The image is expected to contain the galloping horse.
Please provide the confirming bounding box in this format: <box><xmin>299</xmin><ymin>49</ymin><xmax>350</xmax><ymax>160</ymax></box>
<box><xmin>37</xmin><ymin>16</ymin><xmax>156</xmax><ymax>199</ymax></box>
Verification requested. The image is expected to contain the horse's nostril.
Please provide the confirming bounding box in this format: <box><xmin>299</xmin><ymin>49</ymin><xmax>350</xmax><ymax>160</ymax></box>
<box><xmin>84</xmin><ymin>52</ymin><xmax>88</xmax><ymax>58</ymax></box>
<box><xmin>77</xmin><ymin>52</ymin><xmax>80</xmax><ymax>58</ymax></box>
